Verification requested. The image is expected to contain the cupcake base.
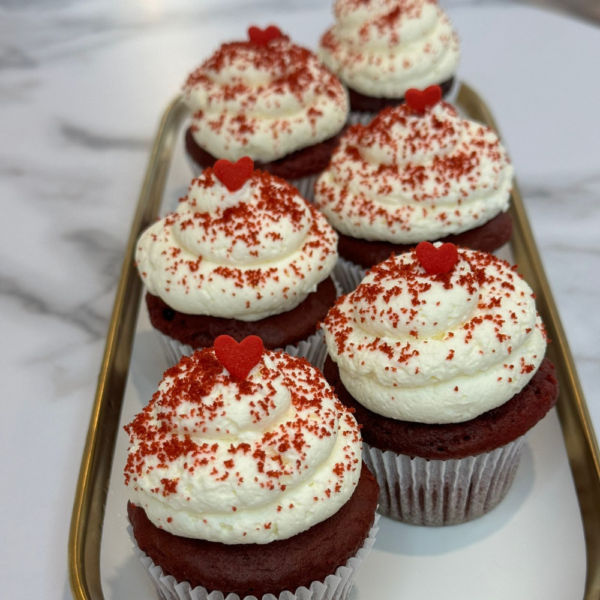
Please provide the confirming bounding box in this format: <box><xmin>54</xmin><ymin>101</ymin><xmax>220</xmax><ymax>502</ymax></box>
<box><xmin>146</xmin><ymin>276</ymin><xmax>337</xmax><ymax>365</ymax></box>
<box><xmin>336</xmin><ymin>211</ymin><xmax>513</xmax><ymax>270</ymax></box>
<box><xmin>347</xmin><ymin>76</ymin><xmax>455</xmax><ymax>125</ymax></box>
<box><xmin>185</xmin><ymin>127</ymin><xmax>343</xmax><ymax>201</ymax></box>
<box><xmin>322</xmin><ymin>356</ymin><xmax>559</xmax><ymax>525</ymax></box>
<box><xmin>363</xmin><ymin>438</ymin><xmax>524</xmax><ymax>526</ymax></box>
<box><xmin>128</xmin><ymin>465</ymin><xmax>380</xmax><ymax>599</ymax></box>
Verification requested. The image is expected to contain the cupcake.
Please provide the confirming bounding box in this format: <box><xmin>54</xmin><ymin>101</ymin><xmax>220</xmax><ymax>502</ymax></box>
<box><xmin>319</xmin><ymin>0</ymin><xmax>460</xmax><ymax>122</ymax></box>
<box><xmin>125</xmin><ymin>337</ymin><xmax>379</xmax><ymax>600</ymax></box>
<box><xmin>183</xmin><ymin>25</ymin><xmax>349</xmax><ymax>200</ymax></box>
<box><xmin>321</xmin><ymin>243</ymin><xmax>559</xmax><ymax>525</ymax></box>
<box><xmin>135</xmin><ymin>158</ymin><xmax>339</xmax><ymax>366</ymax></box>
<box><xmin>315</xmin><ymin>90</ymin><xmax>513</xmax><ymax>291</ymax></box>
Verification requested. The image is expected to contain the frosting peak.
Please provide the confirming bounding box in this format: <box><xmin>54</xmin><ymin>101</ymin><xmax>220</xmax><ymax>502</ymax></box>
<box><xmin>125</xmin><ymin>349</ymin><xmax>362</xmax><ymax>544</ymax></box>
<box><xmin>319</xmin><ymin>0</ymin><xmax>460</xmax><ymax>98</ymax></box>
<box><xmin>322</xmin><ymin>249</ymin><xmax>547</xmax><ymax>424</ymax></box>
<box><xmin>136</xmin><ymin>170</ymin><xmax>338</xmax><ymax>321</ymax></box>
<box><xmin>184</xmin><ymin>34</ymin><xmax>348</xmax><ymax>163</ymax></box>
<box><xmin>314</xmin><ymin>102</ymin><xmax>514</xmax><ymax>244</ymax></box>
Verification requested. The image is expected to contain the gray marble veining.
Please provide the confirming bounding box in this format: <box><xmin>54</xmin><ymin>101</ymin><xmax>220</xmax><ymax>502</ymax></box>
<box><xmin>0</xmin><ymin>1</ymin><xmax>598</xmax><ymax>599</ymax></box>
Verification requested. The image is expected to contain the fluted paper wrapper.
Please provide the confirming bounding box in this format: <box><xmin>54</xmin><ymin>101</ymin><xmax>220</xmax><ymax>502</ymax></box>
<box><xmin>347</xmin><ymin>111</ymin><xmax>378</xmax><ymax>126</ymax></box>
<box><xmin>363</xmin><ymin>437</ymin><xmax>525</xmax><ymax>526</ymax></box>
<box><xmin>129</xmin><ymin>516</ymin><xmax>379</xmax><ymax>600</ymax></box>
<box><xmin>334</xmin><ymin>258</ymin><xmax>368</xmax><ymax>295</ymax></box>
<box><xmin>159</xmin><ymin>327</ymin><xmax>328</xmax><ymax>369</ymax></box>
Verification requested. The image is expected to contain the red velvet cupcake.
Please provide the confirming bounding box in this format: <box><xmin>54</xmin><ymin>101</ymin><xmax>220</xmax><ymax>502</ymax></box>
<box><xmin>125</xmin><ymin>340</ymin><xmax>379</xmax><ymax>599</ymax></box>
<box><xmin>315</xmin><ymin>90</ymin><xmax>514</xmax><ymax>292</ymax></box>
<box><xmin>135</xmin><ymin>159</ymin><xmax>339</xmax><ymax>366</ymax></box>
<box><xmin>321</xmin><ymin>246</ymin><xmax>558</xmax><ymax>525</ymax></box>
<box><xmin>319</xmin><ymin>0</ymin><xmax>460</xmax><ymax>123</ymax></box>
<box><xmin>183</xmin><ymin>26</ymin><xmax>348</xmax><ymax>200</ymax></box>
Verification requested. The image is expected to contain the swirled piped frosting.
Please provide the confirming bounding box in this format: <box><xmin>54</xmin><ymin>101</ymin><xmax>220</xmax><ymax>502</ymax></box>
<box><xmin>183</xmin><ymin>33</ymin><xmax>348</xmax><ymax>163</ymax></box>
<box><xmin>319</xmin><ymin>0</ymin><xmax>460</xmax><ymax>98</ymax></box>
<box><xmin>314</xmin><ymin>101</ymin><xmax>513</xmax><ymax>243</ymax></box>
<box><xmin>136</xmin><ymin>169</ymin><xmax>338</xmax><ymax>321</ymax></box>
<box><xmin>322</xmin><ymin>247</ymin><xmax>547</xmax><ymax>424</ymax></box>
<box><xmin>124</xmin><ymin>348</ymin><xmax>362</xmax><ymax>544</ymax></box>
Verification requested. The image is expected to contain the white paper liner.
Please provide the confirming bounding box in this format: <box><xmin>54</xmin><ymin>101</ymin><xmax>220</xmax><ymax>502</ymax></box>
<box><xmin>128</xmin><ymin>515</ymin><xmax>379</xmax><ymax>600</ymax></box>
<box><xmin>288</xmin><ymin>173</ymin><xmax>320</xmax><ymax>203</ymax></box>
<box><xmin>333</xmin><ymin>258</ymin><xmax>368</xmax><ymax>296</ymax></box>
<box><xmin>363</xmin><ymin>437</ymin><xmax>525</xmax><ymax>526</ymax></box>
<box><xmin>347</xmin><ymin>111</ymin><xmax>378</xmax><ymax>126</ymax></box>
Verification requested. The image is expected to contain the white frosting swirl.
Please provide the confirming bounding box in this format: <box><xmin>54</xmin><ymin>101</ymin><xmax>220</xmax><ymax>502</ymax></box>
<box><xmin>315</xmin><ymin>102</ymin><xmax>514</xmax><ymax>243</ymax></box>
<box><xmin>322</xmin><ymin>248</ymin><xmax>547</xmax><ymax>424</ymax></box>
<box><xmin>319</xmin><ymin>0</ymin><xmax>460</xmax><ymax>98</ymax></box>
<box><xmin>136</xmin><ymin>170</ymin><xmax>338</xmax><ymax>321</ymax></box>
<box><xmin>184</xmin><ymin>35</ymin><xmax>348</xmax><ymax>163</ymax></box>
<box><xmin>124</xmin><ymin>349</ymin><xmax>362</xmax><ymax>544</ymax></box>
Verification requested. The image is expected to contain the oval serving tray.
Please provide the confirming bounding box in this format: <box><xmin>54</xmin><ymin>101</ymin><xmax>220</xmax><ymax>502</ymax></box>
<box><xmin>68</xmin><ymin>83</ymin><xmax>600</xmax><ymax>600</ymax></box>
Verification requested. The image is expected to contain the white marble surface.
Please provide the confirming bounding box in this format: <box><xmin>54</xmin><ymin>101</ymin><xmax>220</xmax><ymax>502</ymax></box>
<box><xmin>0</xmin><ymin>1</ymin><xmax>599</xmax><ymax>599</ymax></box>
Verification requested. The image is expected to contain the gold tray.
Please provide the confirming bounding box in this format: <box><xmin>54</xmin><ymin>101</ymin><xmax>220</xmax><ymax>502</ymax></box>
<box><xmin>68</xmin><ymin>83</ymin><xmax>600</xmax><ymax>600</ymax></box>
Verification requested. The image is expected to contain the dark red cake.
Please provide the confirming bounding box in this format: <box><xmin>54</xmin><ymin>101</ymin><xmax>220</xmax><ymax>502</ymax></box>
<box><xmin>146</xmin><ymin>276</ymin><xmax>337</xmax><ymax>350</ymax></box>
<box><xmin>348</xmin><ymin>76</ymin><xmax>455</xmax><ymax>113</ymax></box>
<box><xmin>186</xmin><ymin>127</ymin><xmax>344</xmax><ymax>181</ymax></box>
<box><xmin>128</xmin><ymin>464</ymin><xmax>379</xmax><ymax>598</ymax></box>
<box><xmin>337</xmin><ymin>211</ymin><xmax>513</xmax><ymax>269</ymax></box>
<box><xmin>323</xmin><ymin>356</ymin><xmax>559</xmax><ymax>460</ymax></box>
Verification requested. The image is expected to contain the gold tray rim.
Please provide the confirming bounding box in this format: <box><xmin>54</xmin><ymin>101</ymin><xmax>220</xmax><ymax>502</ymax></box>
<box><xmin>68</xmin><ymin>83</ymin><xmax>600</xmax><ymax>600</ymax></box>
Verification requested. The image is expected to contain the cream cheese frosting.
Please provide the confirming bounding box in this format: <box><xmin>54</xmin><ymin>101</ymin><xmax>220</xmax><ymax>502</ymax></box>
<box><xmin>135</xmin><ymin>169</ymin><xmax>338</xmax><ymax>321</ymax></box>
<box><xmin>183</xmin><ymin>33</ymin><xmax>348</xmax><ymax>163</ymax></box>
<box><xmin>322</xmin><ymin>247</ymin><xmax>547</xmax><ymax>424</ymax></box>
<box><xmin>314</xmin><ymin>101</ymin><xmax>514</xmax><ymax>243</ymax></box>
<box><xmin>319</xmin><ymin>0</ymin><xmax>460</xmax><ymax>98</ymax></box>
<box><xmin>124</xmin><ymin>348</ymin><xmax>362</xmax><ymax>544</ymax></box>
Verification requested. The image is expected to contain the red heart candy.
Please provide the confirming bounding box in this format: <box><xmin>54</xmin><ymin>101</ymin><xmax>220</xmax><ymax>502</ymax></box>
<box><xmin>405</xmin><ymin>85</ymin><xmax>442</xmax><ymax>115</ymax></box>
<box><xmin>248</xmin><ymin>25</ymin><xmax>282</xmax><ymax>46</ymax></box>
<box><xmin>415</xmin><ymin>241</ymin><xmax>459</xmax><ymax>275</ymax></box>
<box><xmin>213</xmin><ymin>157</ymin><xmax>254</xmax><ymax>192</ymax></box>
<box><xmin>214</xmin><ymin>335</ymin><xmax>264</xmax><ymax>381</ymax></box>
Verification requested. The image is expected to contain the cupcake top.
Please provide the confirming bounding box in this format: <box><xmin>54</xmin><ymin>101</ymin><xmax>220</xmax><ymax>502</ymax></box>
<box><xmin>136</xmin><ymin>160</ymin><xmax>338</xmax><ymax>321</ymax></box>
<box><xmin>183</xmin><ymin>26</ymin><xmax>348</xmax><ymax>163</ymax></box>
<box><xmin>315</xmin><ymin>94</ymin><xmax>513</xmax><ymax>244</ymax></box>
<box><xmin>319</xmin><ymin>0</ymin><xmax>460</xmax><ymax>98</ymax></box>
<box><xmin>124</xmin><ymin>338</ymin><xmax>362</xmax><ymax>544</ymax></box>
<box><xmin>322</xmin><ymin>244</ymin><xmax>547</xmax><ymax>424</ymax></box>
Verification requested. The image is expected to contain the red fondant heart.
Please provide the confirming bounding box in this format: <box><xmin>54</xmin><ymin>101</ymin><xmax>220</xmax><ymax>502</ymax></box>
<box><xmin>416</xmin><ymin>241</ymin><xmax>458</xmax><ymax>275</ymax></box>
<box><xmin>214</xmin><ymin>335</ymin><xmax>264</xmax><ymax>381</ymax></box>
<box><xmin>405</xmin><ymin>85</ymin><xmax>442</xmax><ymax>115</ymax></box>
<box><xmin>248</xmin><ymin>25</ymin><xmax>282</xmax><ymax>46</ymax></box>
<box><xmin>213</xmin><ymin>157</ymin><xmax>254</xmax><ymax>192</ymax></box>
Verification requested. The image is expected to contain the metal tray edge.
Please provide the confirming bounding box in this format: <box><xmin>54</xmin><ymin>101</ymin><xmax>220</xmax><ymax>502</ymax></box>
<box><xmin>68</xmin><ymin>84</ymin><xmax>600</xmax><ymax>600</ymax></box>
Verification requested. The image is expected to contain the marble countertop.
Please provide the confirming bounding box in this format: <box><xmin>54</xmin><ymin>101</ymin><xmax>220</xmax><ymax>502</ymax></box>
<box><xmin>1</xmin><ymin>1</ymin><xmax>599</xmax><ymax>598</ymax></box>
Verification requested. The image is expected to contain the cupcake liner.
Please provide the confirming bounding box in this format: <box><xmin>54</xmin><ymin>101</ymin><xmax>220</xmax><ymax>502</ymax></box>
<box><xmin>333</xmin><ymin>258</ymin><xmax>367</xmax><ymax>295</ymax></box>
<box><xmin>363</xmin><ymin>436</ymin><xmax>525</xmax><ymax>526</ymax></box>
<box><xmin>159</xmin><ymin>327</ymin><xmax>328</xmax><ymax>369</ymax></box>
<box><xmin>289</xmin><ymin>173</ymin><xmax>320</xmax><ymax>203</ymax></box>
<box><xmin>128</xmin><ymin>515</ymin><xmax>379</xmax><ymax>600</ymax></box>
<box><xmin>347</xmin><ymin>111</ymin><xmax>378</xmax><ymax>126</ymax></box>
